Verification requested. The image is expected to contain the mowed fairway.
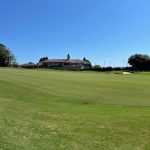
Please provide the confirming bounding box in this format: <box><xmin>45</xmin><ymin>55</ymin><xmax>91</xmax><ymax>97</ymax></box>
<box><xmin>0</xmin><ymin>68</ymin><xmax>150</xmax><ymax>150</ymax></box>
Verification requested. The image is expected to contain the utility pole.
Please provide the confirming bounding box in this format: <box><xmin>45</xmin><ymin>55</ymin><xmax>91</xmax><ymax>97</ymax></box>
<box><xmin>104</xmin><ymin>60</ymin><xmax>105</xmax><ymax>67</ymax></box>
<box><xmin>109</xmin><ymin>61</ymin><xmax>111</xmax><ymax>67</ymax></box>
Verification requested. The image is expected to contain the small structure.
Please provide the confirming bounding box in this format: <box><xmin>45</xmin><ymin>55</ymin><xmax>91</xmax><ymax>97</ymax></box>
<box><xmin>21</xmin><ymin>63</ymin><xmax>37</xmax><ymax>69</ymax></box>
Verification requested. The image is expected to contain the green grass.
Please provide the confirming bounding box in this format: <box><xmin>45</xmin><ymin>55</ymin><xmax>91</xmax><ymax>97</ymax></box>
<box><xmin>0</xmin><ymin>68</ymin><xmax>150</xmax><ymax>150</ymax></box>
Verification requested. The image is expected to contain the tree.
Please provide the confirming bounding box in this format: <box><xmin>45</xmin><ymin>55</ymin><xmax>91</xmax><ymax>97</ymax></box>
<box><xmin>88</xmin><ymin>65</ymin><xmax>102</xmax><ymax>71</ymax></box>
<box><xmin>83</xmin><ymin>57</ymin><xmax>90</xmax><ymax>63</ymax></box>
<box><xmin>67</xmin><ymin>54</ymin><xmax>70</xmax><ymax>60</ymax></box>
<box><xmin>83</xmin><ymin>57</ymin><xmax>86</xmax><ymax>61</ymax></box>
<box><xmin>128</xmin><ymin>54</ymin><xmax>150</xmax><ymax>71</ymax></box>
<box><xmin>0</xmin><ymin>43</ymin><xmax>15</xmax><ymax>67</ymax></box>
<box><xmin>94</xmin><ymin>65</ymin><xmax>101</xmax><ymax>69</ymax></box>
<box><xmin>39</xmin><ymin>57</ymin><xmax>48</xmax><ymax>63</ymax></box>
<box><xmin>28</xmin><ymin>62</ymin><xmax>35</xmax><ymax>64</ymax></box>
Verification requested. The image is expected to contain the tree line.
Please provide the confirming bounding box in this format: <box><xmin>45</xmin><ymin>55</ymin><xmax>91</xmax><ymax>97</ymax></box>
<box><xmin>0</xmin><ymin>43</ymin><xmax>150</xmax><ymax>71</ymax></box>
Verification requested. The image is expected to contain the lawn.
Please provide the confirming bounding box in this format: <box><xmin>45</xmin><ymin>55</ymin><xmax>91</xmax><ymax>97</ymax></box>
<box><xmin>0</xmin><ymin>68</ymin><xmax>150</xmax><ymax>150</ymax></box>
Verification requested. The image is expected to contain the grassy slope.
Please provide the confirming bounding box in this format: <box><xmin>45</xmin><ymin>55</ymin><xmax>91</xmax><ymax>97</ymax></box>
<box><xmin>0</xmin><ymin>68</ymin><xmax>150</xmax><ymax>150</ymax></box>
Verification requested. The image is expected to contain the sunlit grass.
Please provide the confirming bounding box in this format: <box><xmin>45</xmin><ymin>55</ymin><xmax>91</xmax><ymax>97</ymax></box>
<box><xmin>0</xmin><ymin>68</ymin><xmax>150</xmax><ymax>150</ymax></box>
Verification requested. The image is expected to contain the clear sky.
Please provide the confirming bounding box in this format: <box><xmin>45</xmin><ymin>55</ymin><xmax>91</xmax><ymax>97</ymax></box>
<box><xmin>0</xmin><ymin>0</ymin><xmax>150</xmax><ymax>66</ymax></box>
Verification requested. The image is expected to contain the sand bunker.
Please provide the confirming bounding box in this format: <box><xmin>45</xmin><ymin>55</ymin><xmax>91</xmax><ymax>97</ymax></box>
<box><xmin>123</xmin><ymin>72</ymin><xmax>132</xmax><ymax>75</ymax></box>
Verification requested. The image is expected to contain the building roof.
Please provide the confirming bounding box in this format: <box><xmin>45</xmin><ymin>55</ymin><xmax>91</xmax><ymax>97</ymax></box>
<box><xmin>83</xmin><ymin>61</ymin><xmax>91</xmax><ymax>64</ymax></box>
<box><xmin>43</xmin><ymin>59</ymin><xmax>91</xmax><ymax>64</ymax></box>
<box><xmin>64</xmin><ymin>59</ymin><xmax>83</xmax><ymax>63</ymax></box>
<box><xmin>43</xmin><ymin>59</ymin><xmax>66</xmax><ymax>63</ymax></box>
<box><xmin>21</xmin><ymin>63</ymin><xmax>37</xmax><ymax>67</ymax></box>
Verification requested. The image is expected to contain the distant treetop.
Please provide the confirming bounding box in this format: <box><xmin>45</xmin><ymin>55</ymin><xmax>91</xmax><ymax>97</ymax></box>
<box><xmin>67</xmin><ymin>54</ymin><xmax>70</xmax><ymax>60</ymax></box>
<box><xmin>83</xmin><ymin>57</ymin><xmax>90</xmax><ymax>63</ymax></box>
<box><xmin>39</xmin><ymin>57</ymin><xmax>48</xmax><ymax>63</ymax></box>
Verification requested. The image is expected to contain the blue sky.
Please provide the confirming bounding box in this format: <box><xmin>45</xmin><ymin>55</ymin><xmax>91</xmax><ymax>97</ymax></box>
<box><xmin>0</xmin><ymin>0</ymin><xmax>150</xmax><ymax>66</ymax></box>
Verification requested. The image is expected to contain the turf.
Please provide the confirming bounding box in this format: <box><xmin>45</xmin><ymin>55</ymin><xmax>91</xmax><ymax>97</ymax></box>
<box><xmin>0</xmin><ymin>68</ymin><xmax>150</xmax><ymax>150</ymax></box>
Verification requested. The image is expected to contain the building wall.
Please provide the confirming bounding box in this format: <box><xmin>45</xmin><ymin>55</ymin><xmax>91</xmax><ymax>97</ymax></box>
<box><xmin>63</xmin><ymin>63</ymin><xmax>83</xmax><ymax>70</ymax></box>
<box><xmin>43</xmin><ymin>61</ymin><xmax>91</xmax><ymax>70</ymax></box>
<box><xmin>43</xmin><ymin>62</ymin><xmax>63</xmax><ymax>69</ymax></box>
